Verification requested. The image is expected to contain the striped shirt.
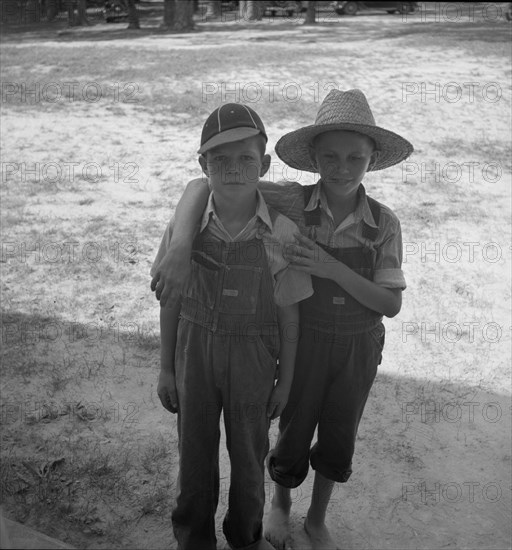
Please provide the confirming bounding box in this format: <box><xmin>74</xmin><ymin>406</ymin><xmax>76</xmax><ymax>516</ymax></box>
<box><xmin>257</xmin><ymin>180</ymin><xmax>407</xmax><ymax>290</ymax></box>
<box><xmin>151</xmin><ymin>189</ymin><xmax>313</xmax><ymax>308</ymax></box>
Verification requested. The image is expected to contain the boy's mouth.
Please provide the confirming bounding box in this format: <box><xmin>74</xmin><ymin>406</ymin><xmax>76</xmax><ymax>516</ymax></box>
<box><xmin>326</xmin><ymin>178</ymin><xmax>352</xmax><ymax>184</ymax></box>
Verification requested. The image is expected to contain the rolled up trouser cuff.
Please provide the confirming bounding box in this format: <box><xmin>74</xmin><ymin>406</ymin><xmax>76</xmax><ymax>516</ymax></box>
<box><xmin>310</xmin><ymin>452</ymin><xmax>353</xmax><ymax>483</ymax></box>
<box><xmin>267</xmin><ymin>452</ymin><xmax>308</xmax><ymax>489</ymax></box>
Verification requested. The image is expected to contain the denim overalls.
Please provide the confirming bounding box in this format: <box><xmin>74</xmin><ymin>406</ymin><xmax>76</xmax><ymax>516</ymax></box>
<box><xmin>172</xmin><ymin>226</ymin><xmax>279</xmax><ymax>550</ymax></box>
<box><xmin>268</xmin><ymin>185</ymin><xmax>386</xmax><ymax>487</ymax></box>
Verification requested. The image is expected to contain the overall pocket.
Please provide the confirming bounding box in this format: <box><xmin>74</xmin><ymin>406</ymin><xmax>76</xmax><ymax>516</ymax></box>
<box><xmin>184</xmin><ymin>255</ymin><xmax>220</xmax><ymax>309</ymax></box>
<box><xmin>218</xmin><ymin>265</ymin><xmax>263</xmax><ymax>315</ymax></box>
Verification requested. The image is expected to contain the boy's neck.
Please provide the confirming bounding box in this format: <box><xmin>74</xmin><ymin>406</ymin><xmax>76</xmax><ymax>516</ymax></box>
<box><xmin>212</xmin><ymin>190</ymin><xmax>258</xmax><ymax>237</ymax></box>
<box><xmin>323</xmin><ymin>184</ymin><xmax>360</xmax><ymax>224</ymax></box>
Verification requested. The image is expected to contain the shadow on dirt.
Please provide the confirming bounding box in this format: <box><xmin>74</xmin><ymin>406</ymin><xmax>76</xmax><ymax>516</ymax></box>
<box><xmin>1</xmin><ymin>307</ymin><xmax>510</xmax><ymax>549</ymax></box>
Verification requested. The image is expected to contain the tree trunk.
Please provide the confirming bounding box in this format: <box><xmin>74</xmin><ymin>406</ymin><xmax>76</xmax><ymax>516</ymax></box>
<box><xmin>162</xmin><ymin>0</ymin><xmax>194</xmax><ymax>31</ymax></box>
<box><xmin>76</xmin><ymin>0</ymin><xmax>90</xmax><ymax>25</ymax></box>
<box><xmin>162</xmin><ymin>0</ymin><xmax>176</xmax><ymax>28</ymax></box>
<box><xmin>255</xmin><ymin>0</ymin><xmax>263</xmax><ymax>20</ymax></box>
<box><xmin>246</xmin><ymin>0</ymin><xmax>257</xmax><ymax>20</ymax></box>
<box><xmin>127</xmin><ymin>0</ymin><xmax>140</xmax><ymax>28</ymax></box>
<box><xmin>239</xmin><ymin>0</ymin><xmax>246</xmax><ymax>20</ymax></box>
<box><xmin>206</xmin><ymin>0</ymin><xmax>221</xmax><ymax>18</ymax></box>
<box><xmin>304</xmin><ymin>0</ymin><xmax>316</xmax><ymax>24</ymax></box>
<box><xmin>47</xmin><ymin>0</ymin><xmax>58</xmax><ymax>20</ymax></box>
<box><xmin>67</xmin><ymin>0</ymin><xmax>76</xmax><ymax>26</ymax></box>
<box><xmin>173</xmin><ymin>0</ymin><xmax>194</xmax><ymax>30</ymax></box>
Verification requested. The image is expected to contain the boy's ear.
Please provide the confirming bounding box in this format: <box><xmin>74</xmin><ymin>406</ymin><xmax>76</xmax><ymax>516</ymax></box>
<box><xmin>369</xmin><ymin>150</ymin><xmax>380</xmax><ymax>169</ymax></box>
<box><xmin>259</xmin><ymin>154</ymin><xmax>271</xmax><ymax>177</ymax></box>
<box><xmin>198</xmin><ymin>155</ymin><xmax>208</xmax><ymax>175</ymax></box>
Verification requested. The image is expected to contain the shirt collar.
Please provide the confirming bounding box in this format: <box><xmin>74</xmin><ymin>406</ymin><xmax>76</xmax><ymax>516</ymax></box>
<box><xmin>304</xmin><ymin>181</ymin><xmax>377</xmax><ymax>229</ymax></box>
<box><xmin>358</xmin><ymin>184</ymin><xmax>378</xmax><ymax>228</ymax></box>
<box><xmin>200</xmin><ymin>189</ymin><xmax>273</xmax><ymax>233</ymax></box>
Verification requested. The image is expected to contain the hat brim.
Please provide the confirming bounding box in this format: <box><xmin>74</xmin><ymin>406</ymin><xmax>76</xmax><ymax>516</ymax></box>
<box><xmin>275</xmin><ymin>123</ymin><xmax>414</xmax><ymax>172</ymax></box>
<box><xmin>198</xmin><ymin>128</ymin><xmax>264</xmax><ymax>155</ymax></box>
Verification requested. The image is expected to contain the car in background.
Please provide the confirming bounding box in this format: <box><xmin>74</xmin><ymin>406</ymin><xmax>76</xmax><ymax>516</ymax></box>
<box><xmin>221</xmin><ymin>0</ymin><xmax>239</xmax><ymax>10</ymax></box>
<box><xmin>104</xmin><ymin>0</ymin><xmax>126</xmax><ymax>22</ymax></box>
<box><xmin>104</xmin><ymin>0</ymin><xmax>139</xmax><ymax>22</ymax></box>
<box><xmin>264</xmin><ymin>1</ymin><xmax>304</xmax><ymax>17</ymax></box>
<box><xmin>331</xmin><ymin>1</ymin><xmax>417</xmax><ymax>15</ymax></box>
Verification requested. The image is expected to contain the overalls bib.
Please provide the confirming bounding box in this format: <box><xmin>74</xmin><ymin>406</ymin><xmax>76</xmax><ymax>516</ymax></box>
<box><xmin>172</xmin><ymin>226</ymin><xmax>280</xmax><ymax>550</ymax></box>
<box><xmin>300</xmin><ymin>184</ymin><xmax>383</xmax><ymax>336</ymax></box>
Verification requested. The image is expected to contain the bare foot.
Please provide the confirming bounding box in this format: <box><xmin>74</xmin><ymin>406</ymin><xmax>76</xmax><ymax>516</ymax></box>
<box><xmin>304</xmin><ymin>515</ymin><xmax>339</xmax><ymax>550</ymax></box>
<box><xmin>264</xmin><ymin>505</ymin><xmax>292</xmax><ymax>550</ymax></box>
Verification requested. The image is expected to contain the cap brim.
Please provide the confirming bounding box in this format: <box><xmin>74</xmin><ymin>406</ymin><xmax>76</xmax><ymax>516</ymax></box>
<box><xmin>275</xmin><ymin>123</ymin><xmax>414</xmax><ymax>172</ymax></box>
<box><xmin>198</xmin><ymin>128</ymin><xmax>263</xmax><ymax>154</ymax></box>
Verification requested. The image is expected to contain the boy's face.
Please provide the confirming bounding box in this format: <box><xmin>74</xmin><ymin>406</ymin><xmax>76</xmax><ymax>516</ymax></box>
<box><xmin>199</xmin><ymin>136</ymin><xmax>270</xmax><ymax>197</ymax></box>
<box><xmin>310</xmin><ymin>130</ymin><xmax>379</xmax><ymax>198</ymax></box>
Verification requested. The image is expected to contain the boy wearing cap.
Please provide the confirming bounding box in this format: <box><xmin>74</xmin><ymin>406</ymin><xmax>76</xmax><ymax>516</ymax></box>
<box><xmin>152</xmin><ymin>103</ymin><xmax>312</xmax><ymax>550</ymax></box>
<box><xmin>152</xmin><ymin>90</ymin><xmax>413</xmax><ymax>550</ymax></box>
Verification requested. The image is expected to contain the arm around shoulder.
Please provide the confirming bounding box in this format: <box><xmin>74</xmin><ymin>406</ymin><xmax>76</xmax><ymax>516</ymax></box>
<box><xmin>150</xmin><ymin>177</ymin><xmax>210</xmax><ymax>308</ymax></box>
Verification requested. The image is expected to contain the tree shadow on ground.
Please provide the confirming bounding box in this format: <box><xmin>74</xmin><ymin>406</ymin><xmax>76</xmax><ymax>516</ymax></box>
<box><xmin>0</xmin><ymin>308</ymin><xmax>510</xmax><ymax>549</ymax></box>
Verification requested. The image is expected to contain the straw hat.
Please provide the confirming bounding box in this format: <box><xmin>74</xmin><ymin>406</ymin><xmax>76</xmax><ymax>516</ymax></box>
<box><xmin>275</xmin><ymin>89</ymin><xmax>414</xmax><ymax>172</ymax></box>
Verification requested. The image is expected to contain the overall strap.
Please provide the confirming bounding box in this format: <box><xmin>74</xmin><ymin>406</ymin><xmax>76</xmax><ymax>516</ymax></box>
<box><xmin>303</xmin><ymin>184</ymin><xmax>381</xmax><ymax>242</ymax></box>
<box><xmin>302</xmin><ymin>184</ymin><xmax>321</xmax><ymax>227</ymax></box>
<box><xmin>361</xmin><ymin>195</ymin><xmax>381</xmax><ymax>242</ymax></box>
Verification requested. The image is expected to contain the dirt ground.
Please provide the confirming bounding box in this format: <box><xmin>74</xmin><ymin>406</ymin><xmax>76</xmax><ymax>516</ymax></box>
<box><xmin>0</xmin><ymin>3</ymin><xmax>511</xmax><ymax>549</ymax></box>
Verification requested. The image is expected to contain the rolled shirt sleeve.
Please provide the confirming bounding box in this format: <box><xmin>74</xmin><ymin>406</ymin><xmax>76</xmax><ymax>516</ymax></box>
<box><xmin>373</xmin><ymin>208</ymin><xmax>407</xmax><ymax>290</ymax></box>
<box><xmin>263</xmin><ymin>211</ymin><xmax>313</xmax><ymax>308</ymax></box>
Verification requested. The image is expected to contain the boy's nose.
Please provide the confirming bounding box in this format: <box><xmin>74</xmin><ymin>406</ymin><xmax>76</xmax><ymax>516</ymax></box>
<box><xmin>326</xmin><ymin>161</ymin><xmax>348</xmax><ymax>177</ymax></box>
<box><xmin>337</xmin><ymin>161</ymin><xmax>350</xmax><ymax>175</ymax></box>
<box><xmin>224</xmin><ymin>159</ymin><xmax>239</xmax><ymax>172</ymax></box>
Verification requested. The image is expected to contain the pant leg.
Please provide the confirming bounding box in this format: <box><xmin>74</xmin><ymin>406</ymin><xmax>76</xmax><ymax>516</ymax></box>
<box><xmin>219</xmin><ymin>334</ymin><xmax>277</xmax><ymax>550</ymax></box>
<box><xmin>267</xmin><ymin>327</ymin><xmax>334</xmax><ymax>489</ymax></box>
<box><xmin>311</xmin><ymin>325</ymin><xmax>384</xmax><ymax>482</ymax></box>
<box><xmin>172</xmin><ymin>319</ymin><xmax>222</xmax><ymax>550</ymax></box>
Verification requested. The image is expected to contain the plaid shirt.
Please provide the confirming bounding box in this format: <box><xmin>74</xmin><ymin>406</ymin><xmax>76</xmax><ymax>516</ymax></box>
<box><xmin>258</xmin><ymin>180</ymin><xmax>406</xmax><ymax>290</ymax></box>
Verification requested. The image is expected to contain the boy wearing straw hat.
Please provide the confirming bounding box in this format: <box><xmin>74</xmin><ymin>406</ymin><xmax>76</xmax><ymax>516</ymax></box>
<box><xmin>151</xmin><ymin>89</ymin><xmax>413</xmax><ymax>550</ymax></box>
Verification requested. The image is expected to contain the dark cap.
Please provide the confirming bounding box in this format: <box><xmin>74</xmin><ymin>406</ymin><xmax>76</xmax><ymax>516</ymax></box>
<box><xmin>198</xmin><ymin>103</ymin><xmax>267</xmax><ymax>154</ymax></box>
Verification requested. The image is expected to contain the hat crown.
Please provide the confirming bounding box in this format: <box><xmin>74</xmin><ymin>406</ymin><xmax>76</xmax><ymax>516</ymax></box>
<box><xmin>201</xmin><ymin>103</ymin><xmax>267</xmax><ymax>147</ymax></box>
<box><xmin>274</xmin><ymin>88</ymin><xmax>413</xmax><ymax>173</ymax></box>
<box><xmin>315</xmin><ymin>89</ymin><xmax>376</xmax><ymax>128</ymax></box>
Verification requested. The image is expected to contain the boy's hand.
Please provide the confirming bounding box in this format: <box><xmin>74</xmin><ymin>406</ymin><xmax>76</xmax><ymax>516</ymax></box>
<box><xmin>151</xmin><ymin>244</ymin><xmax>191</xmax><ymax>308</ymax></box>
<box><xmin>157</xmin><ymin>370</ymin><xmax>178</xmax><ymax>413</ymax></box>
<box><xmin>284</xmin><ymin>233</ymin><xmax>338</xmax><ymax>279</ymax></box>
<box><xmin>266</xmin><ymin>382</ymin><xmax>290</xmax><ymax>420</ymax></box>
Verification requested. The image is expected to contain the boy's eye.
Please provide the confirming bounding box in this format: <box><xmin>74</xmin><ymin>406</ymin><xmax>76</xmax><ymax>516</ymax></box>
<box><xmin>241</xmin><ymin>155</ymin><xmax>255</xmax><ymax>161</ymax></box>
<box><xmin>212</xmin><ymin>156</ymin><xmax>226</xmax><ymax>162</ymax></box>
